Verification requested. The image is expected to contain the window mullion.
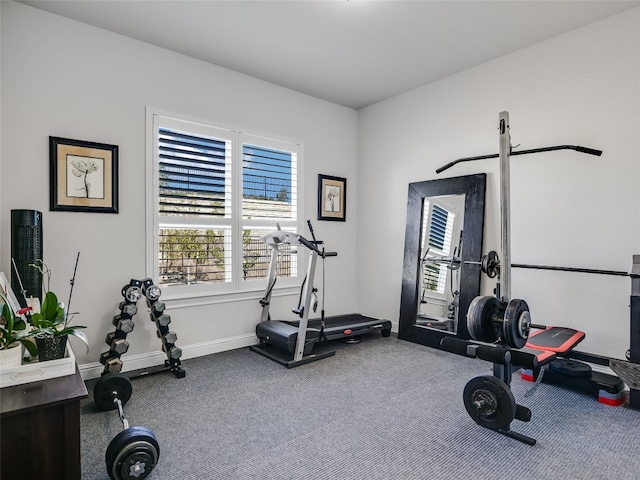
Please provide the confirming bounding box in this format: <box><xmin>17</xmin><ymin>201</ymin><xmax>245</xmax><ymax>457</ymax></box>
<box><xmin>231</xmin><ymin>131</ymin><xmax>242</xmax><ymax>291</ymax></box>
<box><xmin>147</xmin><ymin>113</ymin><xmax>161</xmax><ymax>280</ymax></box>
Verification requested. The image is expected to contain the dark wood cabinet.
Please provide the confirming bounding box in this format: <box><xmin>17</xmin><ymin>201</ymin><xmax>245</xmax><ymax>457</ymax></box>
<box><xmin>1</xmin><ymin>366</ymin><xmax>88</xmax><ymax>480</ymax></box>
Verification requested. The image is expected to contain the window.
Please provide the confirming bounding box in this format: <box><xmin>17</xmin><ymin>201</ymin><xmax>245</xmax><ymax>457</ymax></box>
<box><xmin>149</xmin><ymin>114</ymin><xmax>301</xmax><ymax>298</ymax></box>
<box><xmin>421</xmin><ymin>200</ymin><xmax>456</xmax><ymax>296</ymax></box>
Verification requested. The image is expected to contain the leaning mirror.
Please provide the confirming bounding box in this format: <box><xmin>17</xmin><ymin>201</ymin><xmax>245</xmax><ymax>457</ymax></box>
<box><xmin>398</xmin><ymin>173</ymin><xmax>486</xmax><ymax>349</ymax></box>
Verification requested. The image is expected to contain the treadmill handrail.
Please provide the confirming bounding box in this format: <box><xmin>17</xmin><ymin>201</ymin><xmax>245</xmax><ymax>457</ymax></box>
<box><xmin>296</xmin><ymin>234</ymin><xmax>338</xmax><ymax>258</ymax></box>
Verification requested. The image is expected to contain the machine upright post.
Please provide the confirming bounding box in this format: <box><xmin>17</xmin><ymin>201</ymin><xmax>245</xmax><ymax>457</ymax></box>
<box><xmin>499</xmin><ymin>111</ymin><xmax>512</xmax><ymax>303</ymax></box>
<box><xmin>294</xmin><ymin>249</ymin><xmax>318</xmax><ymax>361</ymax></box>
<box><xmin>260</xmin><ymin>248</ymin><xmax>280</xmax><ymax>323</ymax></box>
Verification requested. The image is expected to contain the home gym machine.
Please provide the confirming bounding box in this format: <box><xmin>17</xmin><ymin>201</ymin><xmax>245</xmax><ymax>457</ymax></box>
<box><xmin>437</xmin><ymin>111</ymin><xmax>606</xmax><ymax>445</ymax></box>
<box><xmin>93</xmin><ymin>373</ymin><xmax>160</xmax><ymax>480</ymax></box>
<box><xmin>250</xmin><ymin>220</ymin><xmax>392</xmax><ymax>368</ymax></box>
<box><xmin>99</xmin><ymin>278</ymin><xmax>185</xmax><ymax>378</ymax></box>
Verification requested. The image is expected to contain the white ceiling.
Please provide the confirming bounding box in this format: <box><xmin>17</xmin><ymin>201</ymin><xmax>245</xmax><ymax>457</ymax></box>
<box><xmin>18</xmin><ymin>0</ymin><xmax>640</xmax><ymax>110</ymax></box>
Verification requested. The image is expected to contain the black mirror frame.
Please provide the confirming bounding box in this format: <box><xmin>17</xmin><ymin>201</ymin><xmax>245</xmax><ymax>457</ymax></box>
<box><xmin>398</xmin><ymin>173</ymin><xmax>486</xmax><ymax>349</ymax></box>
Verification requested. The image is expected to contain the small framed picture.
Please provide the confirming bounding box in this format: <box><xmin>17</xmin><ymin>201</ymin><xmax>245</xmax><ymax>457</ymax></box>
<box><xmin>49</xmin><ymin>136</ymin><xmax>119</xmax><ymax>213</ymax></box>
<box><xmin>318</xmin><ymin>174</ymin><xmax>346</xmax><ymax>222</ymax></box>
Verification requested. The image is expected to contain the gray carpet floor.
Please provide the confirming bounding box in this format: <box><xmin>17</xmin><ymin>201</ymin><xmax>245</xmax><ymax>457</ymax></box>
<box><xmin>80</xmin><ymin>334</ymin><xmax>640</xmax><ymax>479</ymax></box>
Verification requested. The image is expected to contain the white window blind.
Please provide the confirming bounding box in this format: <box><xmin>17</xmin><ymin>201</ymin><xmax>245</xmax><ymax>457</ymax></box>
<box><xmin>150</xmin><ymin>114</ymin><xmax>301</xmax><ymax>297</ymax></box>
<box><xmin>421</xmin><ymin>201</ymin><xmax>456</xmax><ymax>295</ymax></box>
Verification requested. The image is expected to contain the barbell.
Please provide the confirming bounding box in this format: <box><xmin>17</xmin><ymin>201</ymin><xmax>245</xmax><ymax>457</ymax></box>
<box><xmin>427</xmin><ymin>249</ymin><xmax>630</xmax><ymax>279</ymax></box>
<box><xmin>94</xmin><ymin>373</ymin><xmax>160</xmax><ymax>480</ymax></box>
<box><xmin>423</xmin><ymin>250</ymin><xmax>500</xmax><ymax>278</ymax></box>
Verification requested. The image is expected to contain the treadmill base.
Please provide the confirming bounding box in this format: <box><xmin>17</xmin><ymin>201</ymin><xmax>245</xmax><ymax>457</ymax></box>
<box><xmin>249</xmin><ymin>344</ymin><xmax>336</xmax><ymax>369</ymax></box>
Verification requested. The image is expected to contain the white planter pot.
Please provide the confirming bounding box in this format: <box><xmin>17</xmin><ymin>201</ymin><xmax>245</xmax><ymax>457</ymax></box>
<box><xmin>0</xmin><ymin>343</ymin><xmax>23</xmax><ymax>369</ymax></box>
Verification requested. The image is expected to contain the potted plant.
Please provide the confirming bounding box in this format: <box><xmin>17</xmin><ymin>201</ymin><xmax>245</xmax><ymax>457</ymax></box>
<box><xmin>30</xmin><ymin>260</ymin><xmax>88</xmax><ymax>361</ymax></box>
<box><xmin>0</xmin><ymin>291</ymin><xmax>38</xmax><ymax>368</ymax></box>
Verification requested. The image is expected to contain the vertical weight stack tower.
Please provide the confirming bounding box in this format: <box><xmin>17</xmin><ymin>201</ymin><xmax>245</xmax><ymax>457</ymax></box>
<box><xmin>11</xmin><ymin>209</ymin><xmax>43</xmax><ymax>306</ymax></box>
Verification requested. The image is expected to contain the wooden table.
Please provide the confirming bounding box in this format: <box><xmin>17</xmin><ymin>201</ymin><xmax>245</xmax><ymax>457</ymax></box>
<box><xmin>1</xmin><ymin>365</ymin><xmax>88</xmax><ymax>480</ymax></box>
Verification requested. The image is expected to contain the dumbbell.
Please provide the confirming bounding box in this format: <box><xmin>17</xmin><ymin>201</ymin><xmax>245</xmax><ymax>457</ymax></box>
<box><xmin>94</xmin><ymin>373</ymin><xmax>160</xmax><ymax>480</ymax></box>
<box><xmin>157</xmin><ymin>330</ymin><xmax>178</xmax><ymax>344</ymax></box>
<box><xmin>113</xmin><ymin>315</ymin><xmax>135</xmax><ymax>334</ymax></box>
<box><xmin>100</xmin><ymin>352</ymin><xmax>124</xmax><ymax>374</ymax></box>
<box><xmin>118</xmin><ymin>302</ymin><xmax>139</xmax><ymax>317</ymax></box>
<box><xmin>105</xmin><ymin>333</ymin><xmax>130</xmax><ymax>355</ymax></box>
<box><xmin>162</xmin><ymin>344</ymin><xmax>182</xmax><ymax>360</ymax></box>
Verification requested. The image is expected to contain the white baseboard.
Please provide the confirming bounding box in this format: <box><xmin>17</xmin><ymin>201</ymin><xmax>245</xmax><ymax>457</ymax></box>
<box><xmin>79</xmin><ymin>333</ymin><xmax>257</xmax><ymax>380</ymax></box>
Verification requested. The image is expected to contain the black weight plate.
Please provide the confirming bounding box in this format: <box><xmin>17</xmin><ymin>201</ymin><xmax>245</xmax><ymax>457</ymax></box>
<box><xmin>503</xmin><ymin>299</ymin><xmax>530</xmax><ymax>349</ymax></box>
<box><xmin>122</xmin><ymin>285</ymin><xmax>142</xmax><ymax>303</ymax></box>
<box><xmin>94</xmin><ymin>373</ymin><xmax>133</xmax><ymax>411</ymax></box>
<box><xmin>463</xmin><ymin>375</ymin><xmax>516</xmax><ymax>431</ymax></box>
<box><xmin>467</xmin><ymin>295</ymin><xmax>502</xmax><ymax>343</ymax></box>
<box><xmin>106</xmin><ymin>426</ymin><xmax>160</xmax><ymax>480</ymax></box>
<box><xmin>482</xmin><ymin>251</ymin><xmax>500</xmax><ymax>278</ymax></box>
<box><xmin>549</xmin><ymin>358</ymin><xmax>592</xmax><ymax>378</ymax></box>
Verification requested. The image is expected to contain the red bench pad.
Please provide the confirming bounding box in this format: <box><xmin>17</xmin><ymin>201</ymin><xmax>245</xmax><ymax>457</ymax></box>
<box><xmin>526</xmin><ymin>327</ymin><xmax>585</xmax><ymax>355</ymax></box>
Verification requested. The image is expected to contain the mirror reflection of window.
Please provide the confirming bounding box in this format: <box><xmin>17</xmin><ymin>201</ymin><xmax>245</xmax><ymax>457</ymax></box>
<box><xmin>418</xmin><ymin>195</ymin><xmax>464</xmax><ymax>332</ymax></box>
<box><xmin>422</xmin><ymin>202</ymin><xmax>456</xmax><ymax>295</ymax></box>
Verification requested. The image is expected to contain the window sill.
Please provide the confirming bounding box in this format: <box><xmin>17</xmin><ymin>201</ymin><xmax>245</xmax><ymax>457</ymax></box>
<box><xmin>160</xmin><ymin>284</ymin><xmax>300</xmax><ymax>309</ymax></box>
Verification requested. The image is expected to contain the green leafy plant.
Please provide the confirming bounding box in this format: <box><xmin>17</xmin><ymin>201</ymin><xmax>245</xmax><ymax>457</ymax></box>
<box><xmin>29</xmin><ymin>260</ymin><xmax>89</xmax><ymax>352</ymax></box>
<box><xmin>0</xmin><ymin>291</ymin><xmax>38</xmax><ymax>356</ymax></box>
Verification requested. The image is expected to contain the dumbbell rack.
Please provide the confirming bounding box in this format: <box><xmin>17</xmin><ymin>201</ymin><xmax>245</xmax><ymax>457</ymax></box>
<box><xmin>99</xmin><ymin>278</ymin><xmax>186</xmax><ymax>378</ymax></box>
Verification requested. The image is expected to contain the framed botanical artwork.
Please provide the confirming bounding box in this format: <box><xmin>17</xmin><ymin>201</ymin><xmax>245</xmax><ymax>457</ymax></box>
<box><xmin>49</xmin><ymin>136</ymin><xmax>119</xmax><ymax>213</ymax></box>
<box><xmin>318</xmin><ymin>174</ymin><xmax>346</xmax><ymax>221</ymax></box>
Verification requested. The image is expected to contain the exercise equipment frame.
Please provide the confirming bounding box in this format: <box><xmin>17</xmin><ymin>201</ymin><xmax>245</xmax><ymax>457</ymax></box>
<box><xmin>437</xmin><ymin>111</ymin><xmax>605</xmax><ymax>444</ymax></box>
<box><xmin>251</xmin><ymin>221</ymin><xmax>391</xmax><ymax>368</ymax></box>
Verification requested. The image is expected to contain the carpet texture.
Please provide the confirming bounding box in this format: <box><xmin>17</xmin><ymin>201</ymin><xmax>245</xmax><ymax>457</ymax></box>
<box><xmin>80</xmin><ymin>334</ymin><xmax>640</xmax><ymax>479</ymax></box>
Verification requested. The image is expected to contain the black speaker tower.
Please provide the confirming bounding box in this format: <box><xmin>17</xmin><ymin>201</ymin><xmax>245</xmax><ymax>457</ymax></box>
<box><xmin>11</xmin><ymin>209</ymin><xmax>43</xmax><ymax>307</ymax></box>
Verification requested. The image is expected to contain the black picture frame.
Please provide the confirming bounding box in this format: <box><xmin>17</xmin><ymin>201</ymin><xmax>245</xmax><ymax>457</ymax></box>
<box><xmin>317</xmin><ymin>174</ymin><xmax>346</xmax><ymax>221</ymax></box>
<box><xmin>49</xmin><ymin>136</ymin><xmax>119</xmax><ymax>213</ymax></box>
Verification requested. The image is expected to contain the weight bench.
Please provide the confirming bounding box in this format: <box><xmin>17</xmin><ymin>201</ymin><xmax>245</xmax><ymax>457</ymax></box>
<box><xmin>523</xmin><ymin>326</ymin><xmax>626</xmax><ymax>406</ymax></box>
<box><xmin>441</xmin><ymin>337</ymin><xmax>558</xmax><ymax>445</ymax></box>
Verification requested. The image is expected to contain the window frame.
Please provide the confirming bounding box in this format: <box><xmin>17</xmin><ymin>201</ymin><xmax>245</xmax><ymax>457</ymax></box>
<box><xmin>146</xmin><ymin>109</ymin><xmax>304</xmax><ymax>303</ymax></box>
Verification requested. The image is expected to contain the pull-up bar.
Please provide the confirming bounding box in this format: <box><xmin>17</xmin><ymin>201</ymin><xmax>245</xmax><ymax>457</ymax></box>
<box><xmin>435</xmin><ymin>112</ymin><xmax>603</xmax><ymax>303</ymax></box>
<box><xmin>436</xmin><ymin>145</ymin><xmax>602</xmax><ymax>174</ymax></box>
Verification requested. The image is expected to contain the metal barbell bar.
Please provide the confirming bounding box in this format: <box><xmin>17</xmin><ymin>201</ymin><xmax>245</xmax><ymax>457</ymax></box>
<box><xmin>94</xmin><ymin>374</ymin><xmax>160</xmax><ymax>480</ymax></box>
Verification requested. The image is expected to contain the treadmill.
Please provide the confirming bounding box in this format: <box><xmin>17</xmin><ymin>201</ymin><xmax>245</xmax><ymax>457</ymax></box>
<box><xmin>250</xmin><ymin>221</ymin><xmax>392</xmax><ymax>368</ymax></box>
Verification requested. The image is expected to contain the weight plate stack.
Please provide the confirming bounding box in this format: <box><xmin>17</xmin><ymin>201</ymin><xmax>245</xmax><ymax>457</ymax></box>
<box><xmin>106</xmin><ymin>426</ymin><xmax>160</xmax><ymax>480</ymax></box>
<box><xmin>503</xmin><ymin>299</ymin><xmax>531</xmax><ymax>349</ymax></box>
<box><xmin>467</xmin><ymin>295</ymin><xmax>502</xmax><ymax>343</ymax></box>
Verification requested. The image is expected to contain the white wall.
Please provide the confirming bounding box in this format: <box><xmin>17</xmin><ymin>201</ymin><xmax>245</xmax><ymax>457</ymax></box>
<box><xmin>0</xmin><ymin>1</ymin><xmax>358</xmax><ymax>373</ymax></box>
<box><xmin>3</xmin><ymin>2</ymin><xmax>639</xmax><ymax>372</ymax></box>
<box><xmin>357</xmin><ymin>8</ymin><xmax>640</xmax><ymax>359</ymax></box>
